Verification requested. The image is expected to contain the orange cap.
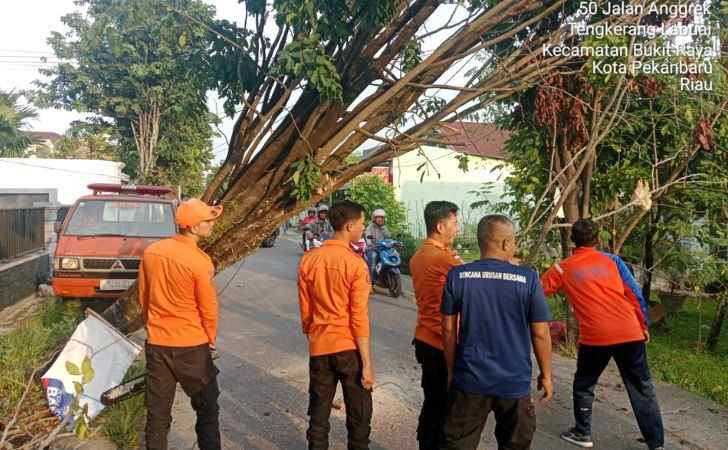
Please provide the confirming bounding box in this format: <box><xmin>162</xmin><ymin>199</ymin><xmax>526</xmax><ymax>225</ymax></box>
<box><xmin>175</xmin><ymin>199</ymin><xmax>223</xmax><ymax>228</ymax></box>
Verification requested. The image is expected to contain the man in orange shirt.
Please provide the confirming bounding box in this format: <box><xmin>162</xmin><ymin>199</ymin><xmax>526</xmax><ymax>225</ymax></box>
<box><xmin>138</xmin><ymin>198</ymin><xmax>222</xmax><ymax>450</ymax></box>
<box><xmin>541</xmin><ymin>219</ymin><xmax>663</xmax><ymax>450</ymax></box>
<box><xmin>409</xmin><ymin>201</ymin><xmax>461</xmax><ymax>450</ymax></box>
<box><xmin>298</xmin><ymin>200</ymin><xmax>374</xmax><ymax>450</ymax></box>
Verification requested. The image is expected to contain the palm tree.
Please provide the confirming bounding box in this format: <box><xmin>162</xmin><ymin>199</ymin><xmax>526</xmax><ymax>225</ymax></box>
<box><xmin>0</xmin><ymin>90</ymin><xmax>38</xmax><ymax>157</ymax></box>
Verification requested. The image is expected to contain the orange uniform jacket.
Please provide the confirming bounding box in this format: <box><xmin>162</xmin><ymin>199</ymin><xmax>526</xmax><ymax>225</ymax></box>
<box><xmin>298</xmin><ymin>240</ymin><xmax>371</xmax><ymax>357</ymax></box>
<box><xmin>541</xmin><ymin>246</ymin><xmax>647</xmax><ymax>346</ymax></box>
<box><xmin>410</xmin><ymin>239</ymin><xmax>462</xmax><ymax>350</ymax></box>
<box><xmin>138</xmin><ymin>234</ymin><xmax>218</xmax><ymax>347</ymax></box>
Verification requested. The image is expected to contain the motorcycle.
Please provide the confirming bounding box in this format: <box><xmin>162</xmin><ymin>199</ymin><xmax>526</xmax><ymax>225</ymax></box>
<box><xmin>301</xmin><ymin>225</ymin><xmax>322</xmax><ymax>252</ymax></box>
<box><xmin>350</xmin><ymin>239</ymin><xmax>367</xmax><ymax>260</ymax></box>
<box><xmin>260</xmin><ymin>228</ymin><xmax>279</xmax><ymax>248</ymax></box>
<box><xmin>369</xmin><ymin>238</ymin><xmax>403</xmax><ymax>298</ymax></box>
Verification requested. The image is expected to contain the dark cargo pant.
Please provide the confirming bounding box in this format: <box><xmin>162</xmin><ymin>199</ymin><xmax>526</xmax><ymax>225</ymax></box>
<box><xmin>573</xmin><ymin>341</ymin><xmax>664</xmax><ymax>449</ymax></box>
<box><xmin>440</xmin><ymin>389</ymin><xmax>536</xmax><ymax>450</ymax></box>
<box><xmin>145</xmin><ymin>343</ymin><xmax>221</xmax><ymax>450</ymax></box>
<box><xmin>414</xmin><ymin>339</ymin><xmax>449</xmax><ymax>450</ymax></box>
<box><xmin>307</xmin><ymin>350</ymin><xmax>373</xmax><ymax>450</ymax></box>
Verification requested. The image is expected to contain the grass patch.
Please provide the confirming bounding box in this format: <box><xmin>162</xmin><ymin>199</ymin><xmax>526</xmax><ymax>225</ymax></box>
<box><xmin>647</xmin><ymin>295</ymin><xmax>728</xmax><ymax>407</ymax></box>
<box><xmin>0</xmin><ymin>298</ymin><xmax>82</xmax><ymax>419</ymax></box>
<box><xmin>0</xmin><ymin>298</ymin><xmax>147</xmax><ymax>448</ymax></box>
<box><xmin>99</xmin><ymin>360</ymin><xmax>146</xmax><ymax>449</ymax></box>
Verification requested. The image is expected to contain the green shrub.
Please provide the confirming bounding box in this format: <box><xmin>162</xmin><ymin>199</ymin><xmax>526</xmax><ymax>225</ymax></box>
<box><xmin>99</xmin><ymin>360</ymin><xmax>146</xmax><ymax>449</ymax></box>
<box><xmin>0</xmin><ymin>299</ymin><xmax>82</xmax><ymax>420</ymax></box>
<box><xmin>394</xmin><ymin>231</ymin><xmax>419</xmax><ymax>275</ymax></box>
<box><xmin>345</xmin><ymin>175</ymin><xmax>407</xmax><ymax>233</ymax></box>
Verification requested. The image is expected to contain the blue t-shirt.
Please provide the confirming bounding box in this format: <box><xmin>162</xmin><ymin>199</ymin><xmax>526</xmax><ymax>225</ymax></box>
<box><xmin>442</xmin><ymin>258</ymin><xmax>552</xmax><ymax>398</ymax></box>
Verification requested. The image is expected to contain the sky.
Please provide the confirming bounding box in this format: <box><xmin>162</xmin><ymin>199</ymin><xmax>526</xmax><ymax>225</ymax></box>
<box><xmin>0</xmin><ymin>1</ymin><xmax>467</xmax><ymax>163</ymax></box>
<box><xmin>0</xmin><ymin>0</ymin><xmax>246</xmax><ymax>162</ymax></box>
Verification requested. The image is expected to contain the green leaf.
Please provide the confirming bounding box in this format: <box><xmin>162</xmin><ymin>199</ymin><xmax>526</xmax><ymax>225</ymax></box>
<box><xmin>73</xmin><ymin>381</ymin><xmax>83</xmax><ymax>396</ymax></box>
<box><xmin>178</xmin><ymin>33</ymin><xmax>187</xmax><ymax>48</ymax></box>
<box><xmin>66</xmin><ymin>361</ymin><xmax>81</xmax><ymax>376</ymax></box>
<box><xmin>74</xmin><ymin>417</ymin><xmax>88</xmax><ymax>440</ymax></box>
<box><xmin>599</xmin><ymin>229</ymin><xmax>612</xmax><ymax>243</ymax></box>
<box><xmin>81</xmin><ymin>356</ymin><xmax>95</xmax><ymax>384</ymax></box>
<box><xmin>683</xmin><ymin>106</ymin><xmax>695</xmax><ymax>122</ymax></box>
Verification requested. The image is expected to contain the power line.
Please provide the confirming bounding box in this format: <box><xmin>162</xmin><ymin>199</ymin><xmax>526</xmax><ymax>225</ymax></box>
<box><xmin>0</xmin><ymin>55</ymin><xmax>64</xmax><ymax>60</ymax></box>
<box><xmin>0</xmin><ymin>159</ymin><xmax>123</xmax><ymax>178</ymax></box>
<box><xmin>0</xmin><ymin>63</ymin><xmax>59</xmax><ymax>67</ymax></box>
<box><xmin>0</xmin><ymin>61</ymin><xmax>59</xmax><ymax>65</ymax></box>
<box><xmin>213</xmin><ymin>145</ymin><xmax>228</xmax><ymax>156</ymax></box>
<box><xmin>0</xmin><ymin>48</ymin><xmax>56</xmax><ymax>55</ymax></box>
<box><xmin>0</xmin><ymin>67</ymin><xmax>49</xmax><ymax>72</ymax></box>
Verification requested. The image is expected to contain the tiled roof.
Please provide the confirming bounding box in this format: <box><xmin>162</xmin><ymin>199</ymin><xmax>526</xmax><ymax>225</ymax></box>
<box><xmin>434</xmin><ymin>122</ymin><xmax>510</xmax><ymax>160</ymax></box>
<box><xmin>24</xmin><ymin>131</ymin><xmax>63</xmax><ymax>142</ymax></box>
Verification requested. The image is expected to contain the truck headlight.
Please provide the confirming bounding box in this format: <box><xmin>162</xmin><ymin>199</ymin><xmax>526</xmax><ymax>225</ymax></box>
<box><xmin>60</xmin><ymin>257</ymin><xmax>80</xmax><ymax>270</ymax></box>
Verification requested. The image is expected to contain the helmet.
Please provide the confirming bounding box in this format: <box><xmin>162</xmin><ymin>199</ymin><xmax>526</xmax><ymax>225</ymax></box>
<box><xmin>372</xmin><ymin>208</ymin><xmax>386</xmax><ymax>219</ymax></box>
<box><xmin>317</xmin><ymin>204</ymin><xmax>329</xmax><ymax>212</ymax></box>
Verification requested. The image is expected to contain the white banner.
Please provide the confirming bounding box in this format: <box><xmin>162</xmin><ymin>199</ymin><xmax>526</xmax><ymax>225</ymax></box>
<box><xmin>41</xmin><ymin>310</ymin><xmax>141</xmax><ymax>424</ymax></box>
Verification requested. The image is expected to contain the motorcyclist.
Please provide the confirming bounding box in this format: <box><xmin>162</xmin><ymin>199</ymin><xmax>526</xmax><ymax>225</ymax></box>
<box><xmin>311</xmin><ymin>204</ymin><xmax>334</xmax><ymax>241</ymax></box>
<box><xmin>300</xmin><ymin>207</ymin><xmax>317</xmax><ymax>231</ymax></box>
<box><xmin>365</xmin><ymin>209</ymin><xmax>392</xmax><ymax>283</ymax></box>
<box><xmin>300</xmin><ymin>207</ymin><xmax>318</xmax><ymax>250</ymax></box>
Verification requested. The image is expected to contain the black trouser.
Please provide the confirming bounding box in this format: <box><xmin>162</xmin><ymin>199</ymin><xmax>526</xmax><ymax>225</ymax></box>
<box><xmin>308</xmin><ymin>350</ymin><xmax>373</xmax><ymax>450</ymax></box>
<box><xmin>574</xmin><ymin>341</ymin><xmax>664</xmax><ymax>449</ymax></box>
<box><xmin>145</xmin><ymin>343</ymin><xmax>221</xmax><ymax>450</ymax></box>
<box><xmin>440</xmin><ymin>389</ymin><xmax>536</xmax><ymax>450</ymax></box>
<box><xmin>414</xmin><ymin>339</ymin><xmax>449</xmax><ymax>450</ymax></box>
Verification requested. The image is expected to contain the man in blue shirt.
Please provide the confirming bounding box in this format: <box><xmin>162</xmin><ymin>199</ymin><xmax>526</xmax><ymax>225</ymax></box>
<box><xmin>440</xmin><ymin>214</ymin><xmax>554</xmax><ymax>450</ymax></box>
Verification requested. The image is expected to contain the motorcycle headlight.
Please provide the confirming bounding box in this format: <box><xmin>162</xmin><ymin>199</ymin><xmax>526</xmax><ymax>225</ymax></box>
<box><xmin>60</xmin><ymin>257</ymin><xmax>80</xmax><ymax>270</ymax></box>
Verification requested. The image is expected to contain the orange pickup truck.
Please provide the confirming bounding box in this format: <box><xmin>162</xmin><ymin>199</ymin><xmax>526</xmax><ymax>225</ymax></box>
<box><xmin>52</xmin><ymin>183</ymin><xmax>177</xmax><ymax>299</ymax></box>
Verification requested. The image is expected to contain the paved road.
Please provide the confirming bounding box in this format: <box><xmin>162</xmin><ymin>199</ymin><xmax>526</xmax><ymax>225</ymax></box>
<box><xmin>166</xmin><ymin>234</ymin><xmax>728</xmax><ymax>450</ymax></box>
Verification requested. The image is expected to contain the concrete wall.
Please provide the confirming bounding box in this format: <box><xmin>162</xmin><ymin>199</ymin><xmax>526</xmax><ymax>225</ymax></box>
<box><xmin>0</xmin><ymin>192</ymin><xmax>61</xmax><ymax>259</ymax></box>
<box><xmin>0</xmin><ymin>188</ymin><xmax>58</xmax><ymax>209</ymax></box>
<box><xmin>0</xmin><ymin>158</ymin><xmax>128</xmax><ymax>205</ymax></box>
<box><xmin>392</xmin><ymin>146</ymin><xmax>512</xmax><ymax>236</ymax></box>
<box><xmin>0</xmin><ymin>251</ymin><xmax>50</xmax><ymax>311</ymax></box>
<box><xmin>0</xmin><ymin>203</ymin><xmax>60</xmax><ymax>310</ymax></box>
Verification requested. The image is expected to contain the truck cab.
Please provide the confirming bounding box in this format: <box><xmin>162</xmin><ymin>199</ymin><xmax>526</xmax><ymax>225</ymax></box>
<box><xmin>52</xmin><ymin>183</ymin><xmax>177</xmax><ymax>299</ymax></box>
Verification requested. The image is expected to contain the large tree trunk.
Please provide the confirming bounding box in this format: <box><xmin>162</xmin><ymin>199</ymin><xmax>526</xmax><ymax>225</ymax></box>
<box><xmin>131</xmin><ymin>99</ymin><xmax>161</xmax><ymax>182</ymax></box>
<box><xmin>706</xmin><ymin>293</ymin><xmax>727</xmax><ymax>352</ymax></box>
<box><xmin>100</xmin><ymin>0</ymin><xmax>591</xmax><ymax>334</ymax></box>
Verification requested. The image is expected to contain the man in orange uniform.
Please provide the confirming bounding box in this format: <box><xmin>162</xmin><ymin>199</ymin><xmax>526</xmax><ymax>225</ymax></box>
<box><xmin>541</xmin><ymin>219</ymin><xmax>663</xmax><ymax>450</ymax></box>
<box><xmin>298</xmin><ymin>200</ymin><xmax>374</xmax><ymax>450</ymax></box>
<box><xmin>138</xmin><ymin>198</ymin><xmax>222</xmax><ymax>450</ymax></box>
<box><xmin>408</xmin><ymin>201</ymin><xmax>461</xmax><ymax>450</ymax></box>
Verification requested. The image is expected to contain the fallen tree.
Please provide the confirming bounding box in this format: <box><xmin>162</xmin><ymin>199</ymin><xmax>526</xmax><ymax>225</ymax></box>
<box><xmin>101</xmin><ymin>0</ymin><xmax>613</xmax><ymax>332</ymax></box>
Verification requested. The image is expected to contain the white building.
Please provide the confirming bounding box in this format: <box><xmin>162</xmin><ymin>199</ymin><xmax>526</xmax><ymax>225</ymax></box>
<box><xmin>390</xmin><ymin>122</ymin><xmax>513</xmax><ymax>236</ymax></box>
<box><xmin>0</xmin><ymin>158</ymin><xmax>129</xmax><ymax>207</ymax></box>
